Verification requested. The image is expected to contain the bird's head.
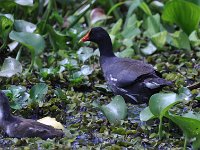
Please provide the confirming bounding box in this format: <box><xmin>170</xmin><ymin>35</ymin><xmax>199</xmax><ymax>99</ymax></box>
<box><xmin>80</xmin><ymin>27</ymin><xmax>110</xmax><ymax>44</ymax></box>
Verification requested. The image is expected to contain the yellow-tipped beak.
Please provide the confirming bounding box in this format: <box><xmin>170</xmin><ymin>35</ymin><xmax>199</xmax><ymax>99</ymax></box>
<box><xmin>79</xmin><ymin>30</ymin><xmax>90</xmax><ymax>43</ymax></box>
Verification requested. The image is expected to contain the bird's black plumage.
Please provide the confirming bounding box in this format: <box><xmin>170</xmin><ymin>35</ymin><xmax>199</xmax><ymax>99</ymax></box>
<box><xmin>0</xmin><ymin>91</ymin><xmax>64</xmax><ymax>139</ymax></box>
<box><xmin>81</xmin><ymin>27</ymin><xmax>172</xmax><ymax>104</ymax></box>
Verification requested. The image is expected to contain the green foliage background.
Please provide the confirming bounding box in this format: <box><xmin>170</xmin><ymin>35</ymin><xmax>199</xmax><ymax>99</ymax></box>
<box><xmin>1</xmin><ymin>0</ymin><xmax>200</xmax><ymax>149</ymax></box>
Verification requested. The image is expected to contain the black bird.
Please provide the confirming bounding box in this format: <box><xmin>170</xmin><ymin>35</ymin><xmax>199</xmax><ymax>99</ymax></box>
<box><xmin>0</xmin><ymin>91</ymin><xmax>64</xmax><ymax>139</ymax></box>
<box><xmin>80</xmin><ymin>27</ymin><xmax>172</xmax><ymax>104</ymax></box>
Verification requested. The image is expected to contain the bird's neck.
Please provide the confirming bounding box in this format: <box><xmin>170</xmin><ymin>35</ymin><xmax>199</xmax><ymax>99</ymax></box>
<box><xmin>98</xmin><ymin>38</ymin><xmax>115</xmax><ymax>57</ymax></box>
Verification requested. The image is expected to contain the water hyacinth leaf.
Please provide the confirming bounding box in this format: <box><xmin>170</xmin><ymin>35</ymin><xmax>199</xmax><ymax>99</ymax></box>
<box><xmin>123</xmin><ymin>39</ymin><xmax>133</xmax><ymax>48</ymax></box>
<box><xmin>124</xmin><ymin>0</ymin><xmax>141</xmax><ymax>29</ymax></box>
<box><xmin>7</xmin><ymin>41</ymin><xmax>19</xmax><ymax>51</ymax></box>
<box><xmin>167</xmin><ymin>112</ymin><xmax>200</xmax><ymax>149</ymax></box>
<box><xmin>189</xmin><ymin>30</ymin><xmax>200</xmax><ymax>46</ymax></box>
<box><xmin>30</xmin><ymin>83</ymin><xmax>48</xmax><ymax>104</ymax></box>
<box><xmin>0</xmin><ymin>57</ymin><xmax>22</xmax><ymax>77</ymax></box>
<box><xmin>140</xmin><ymin>106</ymin><xmax>155</xmax><ymax>122</ymax></box>
<box><xmin>101</xmin><ymin>95</ymin><xmax>127</xmax><ymax>125</ymax></box>
<box><xmin>196</xmin><ymin>93</ymin><xmax>200</xmax><ymax>101</ymax></box>
<box><xmin>139</xmin><ymin>2</ymin><xmax>152</xmax><ymax>16</ymax></box>
<box><xmin>116</xmin><ymin>48</ymin><xmax>134</xmax><ymax>58</ymax></box>
<box><xmin>149</xmin><ymin>93</ymin><xmax>181</xmax><ymax>117</ymax></box>
<box><xmin>9</xmin><ymin>31</ymin><xmax>45</xmax><ymax>56</ymax></box>
<box><xmin>59</xmin><ymin>58</ymin><xmax>78</xmax><ymax>67</ymax></box>
<box><xmin>167</xmin><ymin>31</ymin><xmax>191</xmax><ymax>50</ymax></box>
<box><xmin>14</xmin><ymin>20</ymin><xmax>36</xmax><ymax>33</ymax></box>
<box><xmin>10</xmin><ymin>92</ymin><xmax>29</xmax><ymax>109</ymax></box>
<box><xmin>185</xmin><ymin>0</ymin><xmax>200</xmax><ymax>5</ymax></box>
<box><xmin>3</xmin><ymin>85</ymin><xmax>29</xmax><ymax>110</ymax></box>
<box><xmin>122</xmin><ymin>14</ymin><xmax>141</xmax><ymax>39</ymax></box>
<box><xmin>8</xmin><ymin>85</ymin><xmax>26</xmax><ymax>95</ymax></box>
<box><xmin>162</xmin><ymin>0</ymin><xmax>200</xmax><ymax>35</ymax></box>
<box><xmin>81</xmin><ymin>65</ymin><xmax>93</xmax><ymax>76</ymax></box>
<box><xmin>122</xmin><ymin>27</ymin><xmax>140</xmax><ymax>39</ymax></box>
<box><xmin>110</xmin><ymin>19</ymin><xmax>122</xmax><ymax>35</ymax></box>
<box><xmin>77</xmin><ymin>47</ymin><xmax>94</xmax><ymax>63</ymax></box>
<box><xmin>40</xmin><ymin>68</ymin><xmax>56</xmax><ymax>78</ymax></box>
<box><xmin>141</xmin><ymin>42</ymin><xmax>157</xmax><ymax>55</ymax></box>
<box><xmin>0</xmin><ymin>14</ymin><xmax>14</xmax><ymax>49</ymax></box>
<box><xmin>151</xmin><ymin>31</ymin><xmax>167</xmax><ymax>48</ymax></box>
<box><xmin>47</xmin><ymin>25</ymin><xmax>67</xmax><ymax>50</ymax></box>
<box><xmin>13</xmin><ymin>0</ymin><xmax>33</xmax><ymax>6</ymax></box>
<box><xmin>178</xmin><ymin>87</ymin><xmax>192</xmax><ymax>101</ymax></box>
<box><xmin>144</xmin><ymin>14</ymin><xmax>164</xmax><ymax>38</ymax></box>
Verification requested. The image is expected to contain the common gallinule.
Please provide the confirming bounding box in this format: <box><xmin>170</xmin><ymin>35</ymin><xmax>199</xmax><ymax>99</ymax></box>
<box><xmin>80</xmin><ymin>27</ymin><xmax>172</xmax><ymax>104</ymax></box>
<box><xmin>0</xmin><ymin>91</ymin><xmax>64</xmax><ymax>139</ymax></box>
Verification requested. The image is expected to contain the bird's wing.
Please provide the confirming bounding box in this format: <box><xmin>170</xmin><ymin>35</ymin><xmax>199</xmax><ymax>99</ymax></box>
<box><xmin>8</xmin><ymin>118</ymin><xmax>63</xmax><ymax>139</ymax></box>
<box><xmin>105</xmin><ymin>59</ymin><xmax>155</xmax><ymax>87</ymax></box>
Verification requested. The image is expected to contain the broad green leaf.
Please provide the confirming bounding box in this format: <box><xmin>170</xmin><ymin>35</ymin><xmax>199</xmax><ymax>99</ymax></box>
<box><xmin>124</xmin><ymin>0</ymin><xmax>141</xmax><ymax>29</ymax></box>
<box><xmin>149</xmin><ymin>92</ymin><xmax>183</xmax><ymax>139</ymax></box>
<box><xmin>167</xmin><ymin>31</ymin><xmax>191</xmax><ymax>50</ymax></box>
<box><xmin>110</xmin><ymin>19</ymin><xmax>122</xmax><ymax>35</ymax></box>
<box><xmin>3</xmin><ymin>85</ymin><xmax>29</xmax><ymax>110</ymax></box>
<box><xmin>13</xmin><ymin>0</ymin><xmax>33</xmax><ymax>6</ymax></box>
<box><xmin>0</xmin><ymin>1</ymin><xmax>16</xmax><ymax>8</ymax></box>
<box><xmin>189</xmin><ymin>30</ymin><xmax>200</xmax><ymax>46</ymax></box>
<box><xmin>140</xmin><ymin>106</ymin><xmax>155</xmax><ymax>121</ymax></box>
<box><xmin>0</xmin><ymin>0</ymin><xmax>33</xmax><ymax>6</ymax></box>
<box><xmin>162</xmin><ymin>0</ymin><xmax>200</xmax><ymax>35</ymax></box>
<box><xmin>30</xmin><ymin>83</ymin><xmax>48</xmax><ymax>105</ymax></box>
<box><xmin>122</xmin><ymin>28</ymin><xmax>140</xmax><ymax>39</ymax></box>
<box><xmin>46</xmin><ymin>24</ymin><xmax>67</xmax><ymax>50</ymax></box>
<box><xmin>9</xmin><ymin>31</ymin><xmax>45</xmax><ymax>55</ymax></box>
<box><xmin>122</xmin><ymin>14</ymin><xmax>141</xmax><ymax>39</ymax></box>
<box><xmin>144</xmin><ymin>14</ymin><xmax>164</xmax><ymax>37</ymax></box>
<box><xmin>77</xmin><ymin>47</ymin><xmax>94</xmax><ymax>63</ymax></box>
<box><xmin>178</xmin><ymin>87</ymin><xmax>192</xmax><ymax>101</ymax></box>
<box><xmin>14</xmin><ymin>20</ymin><xmax>36</xmax><ymax>33</ymax></box>
<box><xmin>151</xmin><ymin>31</ymin><xmax>167</xmax><ymax>48</ymax></box>
<box><xmin>124</xmin><ymin>14</ymin><xmax>138</xmax><ymax>29</ymax></box>
<box><xmin>139</xmin><ymin>2</ymin><xmax>152</xmax><ymax>16</ymax></box>
<box><xmin>167</xmin><ymin>112</ymin><xmax>200</xmax><ymax>149</ymax></box>
<box><xmin>122</xmin><ymin>39</ymin><xmax>133</xmax><ymax>48</ymax></box>
<box><xmin>149</xmin><ymin>93</ymin><xmax>181</xmax><ymax>117</ymax></box>
<box><xmin>196</xmin><ymin>93</ymin><xmax>200</xmax><ymax>101</ymax></box>
<box><xmin>59</xmin><ymin>58</ymin><xmax>78</xmax><ymax>68</ymax></box>
<box><xmin>80</xmin><ymin>65</ymin><xmax>93</xmax><ymax>76</ymax></box>
<box><xmin>40</xmin><ymin>67</ymin><xmax>57</xmax><ymax>78</ymax></box>
<box><xmin>7</xmin><ymin>41</ymin><xmax>18</xmax><ymax>51</ymax></box>
<box><xmin>116</xmin><ymin>48</ymin><xmax>134</xmax><ymax>58</ymax></box>
<box><xmin>0</xmin><ymin>14</ymin><xmax>14</xmax><ymax>49</ymax></box>
<box><xmin>185</xmin><ymin>0</ymin><xmax>200</xmax><ymax>6</ymax></box>
<box><xmin>0</xmin><ymin>57</ymin><xmax>22</xmax><ymax>77</ymax></box>
<box><xmin>141</xmin><ymin>42</ymin><xmax>157</xmax><ymax>55</ymax></box>
<box><xmin>98</xmin><ymin>95</ymin><xmax>127</xmax><ymax>125</ymax></box>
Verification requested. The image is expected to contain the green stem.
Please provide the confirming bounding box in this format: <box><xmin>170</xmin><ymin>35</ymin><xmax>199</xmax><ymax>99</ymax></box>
<box><xmin>16</xmin><ymin>46</ymin><xmax>22</xmax><ymax>61</ymax></box>
<box><xmin>24</xmin><ymin>56</ymin><xmax>35</xmax><ymax>75</ymax></box>
<box><xmin>183</xmin><ymin>137</ymin><xmax>187</xmax><ymax>150</ymax></box>
<box><xmin>108</xmin><ymin>0</ymin><xmax>121</xmax><ymax>20</ymax></box>
<box><xmin>158</xmin><ymin>117</ymin><xmax>163</xmax><ymax>139</ymax></box>
<box><xmin>41</xmin><ymin>0</ymin><xmax>53</xmax><ymax>33</ymax></box>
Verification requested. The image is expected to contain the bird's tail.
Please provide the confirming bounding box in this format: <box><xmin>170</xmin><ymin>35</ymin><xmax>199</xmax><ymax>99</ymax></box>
<box><xmin>144</xmin><ymin>78</ymin><xmax>172</xmax><ymax>89</ymax></box>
